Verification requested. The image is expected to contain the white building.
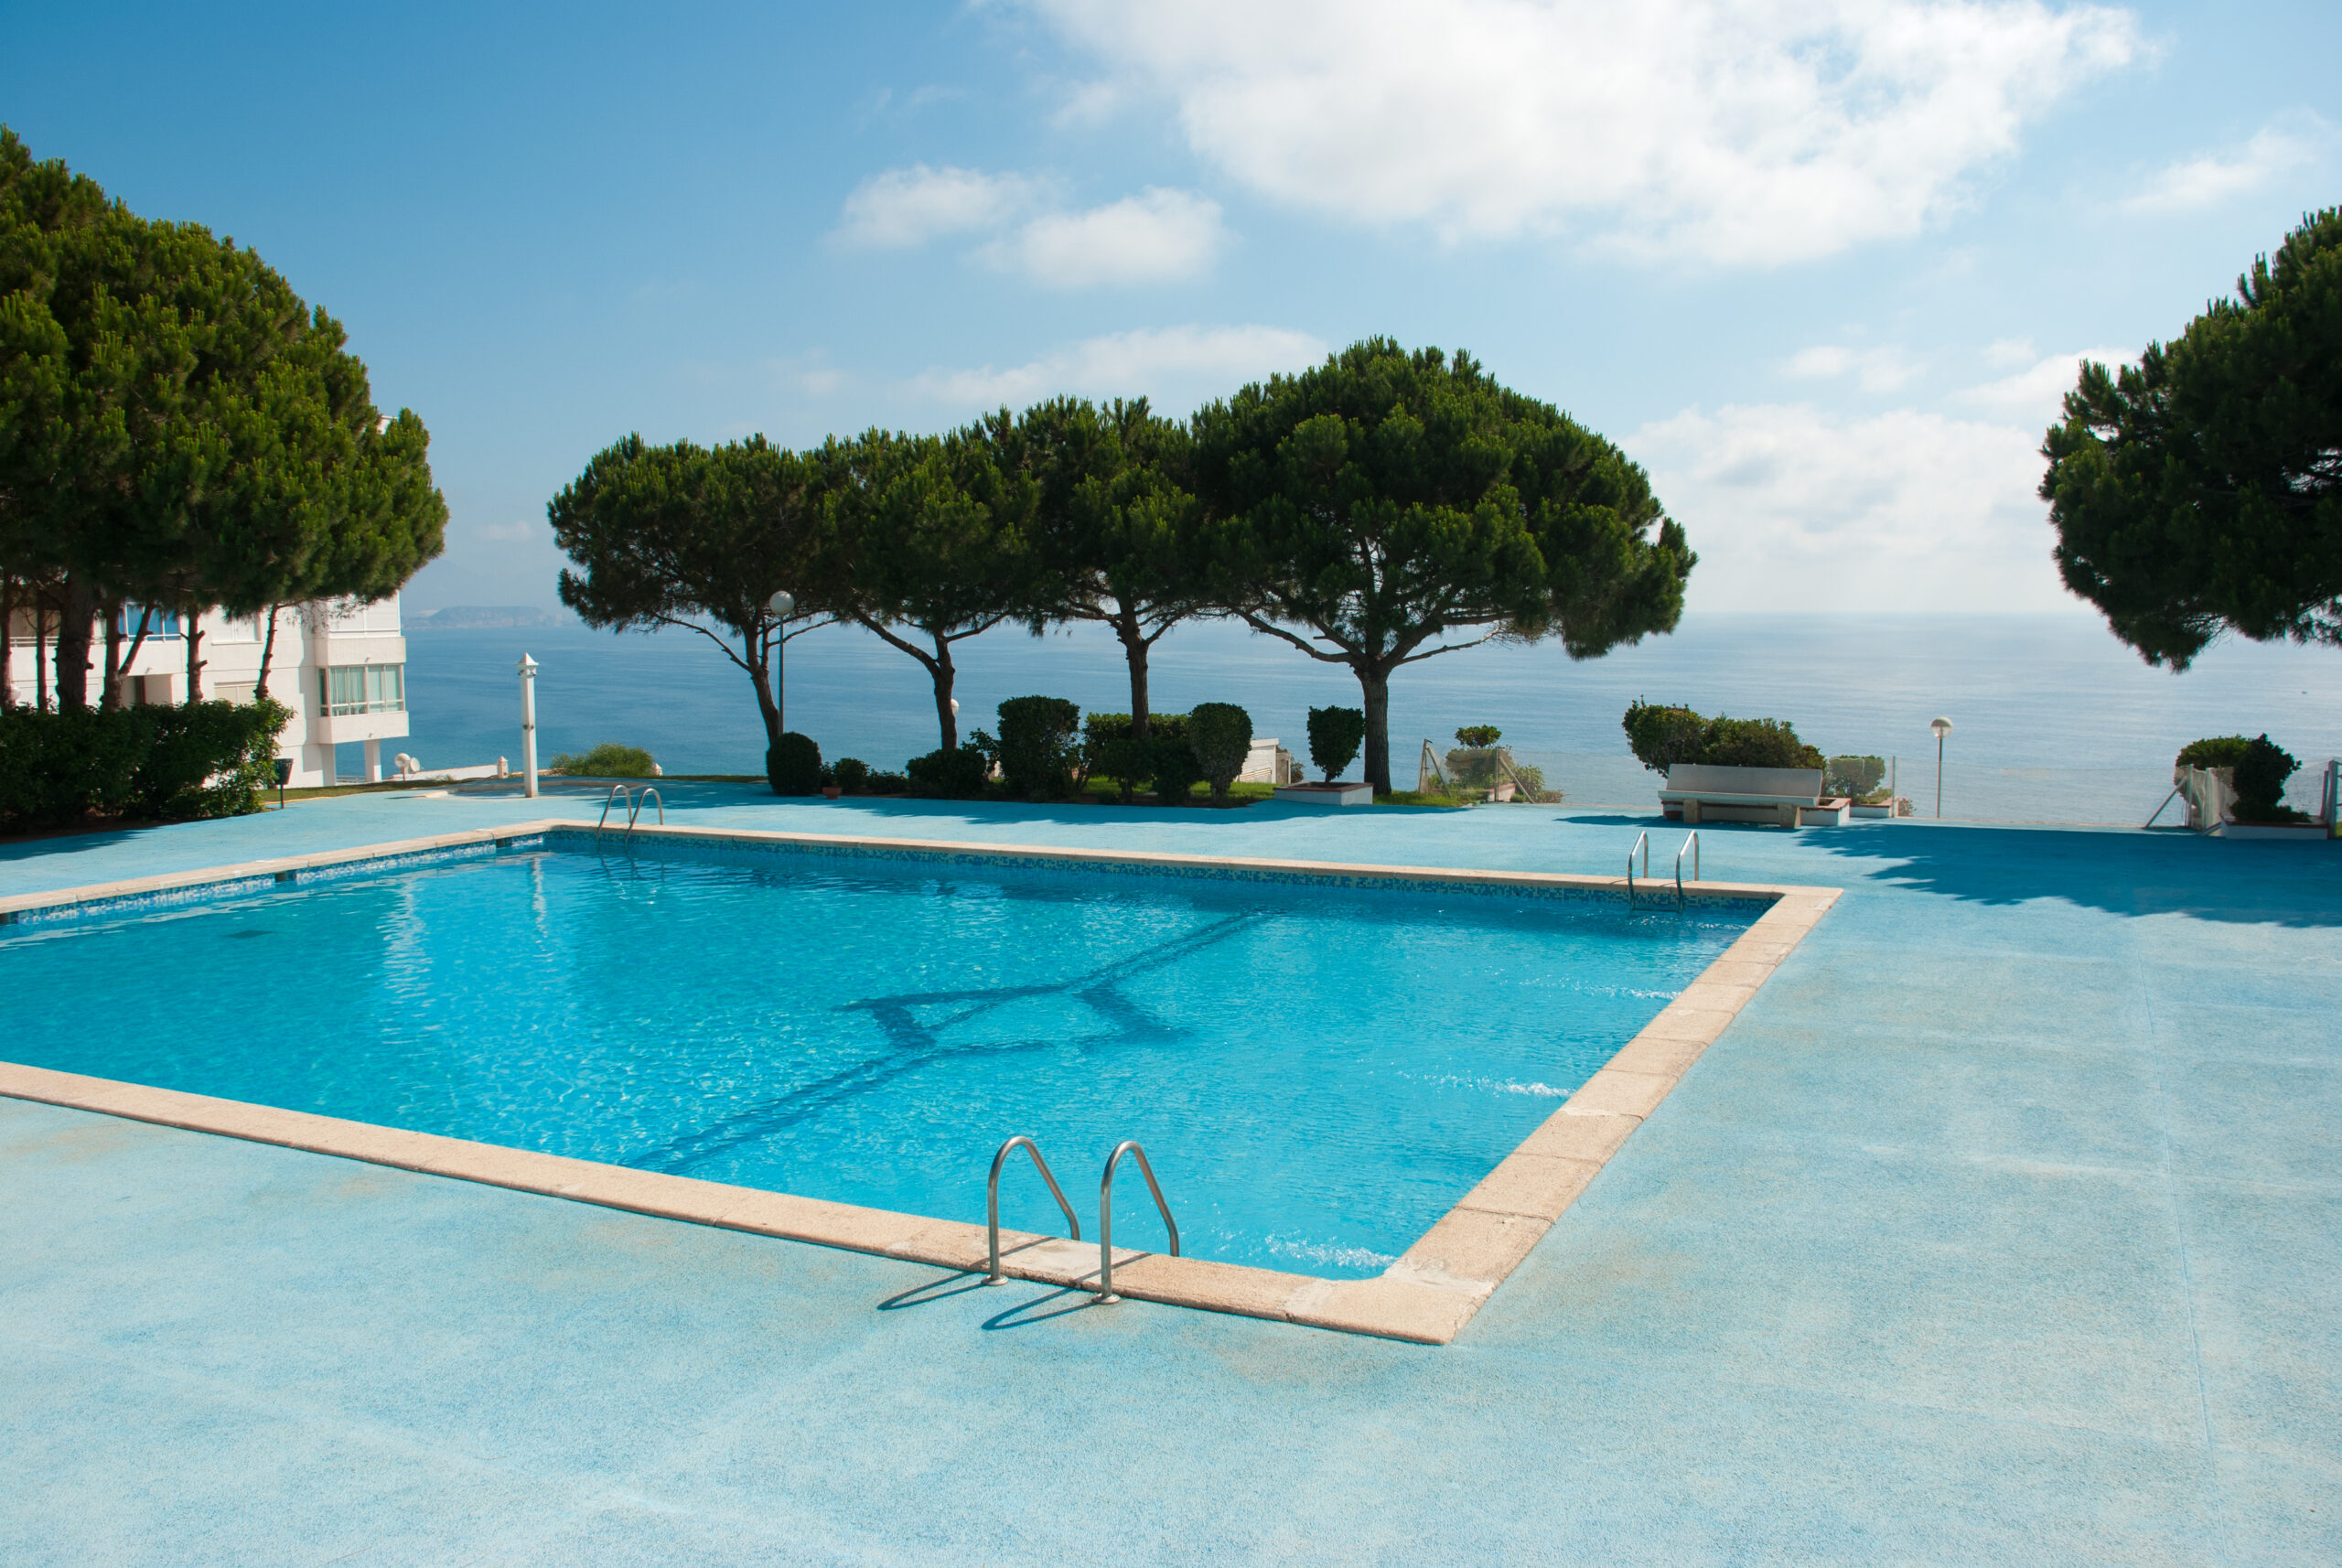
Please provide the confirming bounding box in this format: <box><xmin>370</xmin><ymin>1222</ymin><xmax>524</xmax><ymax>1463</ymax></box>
<box><xmin>5</xmin><ymin>595</ymin><xmax>409</xmax><ymax>789</ymax></box>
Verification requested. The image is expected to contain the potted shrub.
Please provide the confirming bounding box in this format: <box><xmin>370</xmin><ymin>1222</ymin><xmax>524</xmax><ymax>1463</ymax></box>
<box><xmin>2189</xmin><ymin>734</ymin><xmax>2328</xmax><ymax>839</ymax></box>
<box><xmin>1625</xmin><ymin>700</ymin><xmax>1838</xmax><ymax>826</ymax></box>
<box><xmin>1276</xmin><ymin>705</ymin><xmax>1373</xmax><ymax>806</ymax></box>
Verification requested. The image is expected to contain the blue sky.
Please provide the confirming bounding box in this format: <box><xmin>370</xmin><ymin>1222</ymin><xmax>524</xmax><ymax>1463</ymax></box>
<box><xmin>4</xmin><ymin>1</ymin><xmax>2336</xmax><ymax>618</ymax></box>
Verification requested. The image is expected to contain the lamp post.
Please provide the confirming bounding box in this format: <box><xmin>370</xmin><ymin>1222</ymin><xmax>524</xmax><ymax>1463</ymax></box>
<box><xmin>518</xmin><ymin>653</ymin><xmax>540</xmax><ymax>799</ymax></box>
<box><xmin>1929</xmin><ymin>715</ymin><xmax>1952</xmax><ymax>819</ymax></box>
<box><xmin>767</xmin><ymin>590</ymin><xmax>794</xmax><ymax>737</ymax></box>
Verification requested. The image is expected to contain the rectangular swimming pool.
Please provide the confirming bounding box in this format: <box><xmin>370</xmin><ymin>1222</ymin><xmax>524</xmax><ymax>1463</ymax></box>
<box><xmin>1</xmin><ymin>833</ymin><xmax>1762</xmax><ymax>1279</ymax></box>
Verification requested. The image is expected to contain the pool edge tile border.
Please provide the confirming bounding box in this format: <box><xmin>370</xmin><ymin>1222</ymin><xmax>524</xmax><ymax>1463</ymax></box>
<box><xmin>0</xmin><ymin>820</ymin><xmax>1839</xmax><ymax>1345</ymax></box>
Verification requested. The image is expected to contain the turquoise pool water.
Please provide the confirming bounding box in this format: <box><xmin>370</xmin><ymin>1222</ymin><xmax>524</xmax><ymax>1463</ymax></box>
<box><xmin>0</xmin><ymin>842</ymin><xmax>1757</xmax><ymax>1276</ymax></box>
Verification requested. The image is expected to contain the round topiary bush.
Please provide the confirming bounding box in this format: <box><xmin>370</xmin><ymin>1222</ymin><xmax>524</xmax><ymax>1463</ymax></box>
<box><xmin>766</xmin><ymin>731</ymin><xmax>822</xmax><ymax>795</ymax></box>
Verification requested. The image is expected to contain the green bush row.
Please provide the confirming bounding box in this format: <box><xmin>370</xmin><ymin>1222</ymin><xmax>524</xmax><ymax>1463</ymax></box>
<box><xmin>0</xmin><ymin>700</ymin><xmax>289</xmax><ymax>832</ymax></box>
<box><xmin>900</xmin><ymin>697</ymin><xmax>1257</xmax><ymax>804</ymax></box>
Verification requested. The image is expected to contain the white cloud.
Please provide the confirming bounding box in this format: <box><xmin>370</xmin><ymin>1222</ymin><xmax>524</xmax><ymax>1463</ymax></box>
<box><xmin>981</xmin><ymin>188</ymin><xmax>1228</xmax><ymax>287</ymax></box>
<box><xmin>2122</xmin><ymin>115</ymin><xmax>2331</xmax><ymax>216</ymax></box>
<box><xmin>909</xmin><ymin>324</ymin><xmax>1327</xmax><ymax>414</ymax></box>
<box><xmin>1786</xmin><ymin>344</ymin><xmax>1921</xmax><ymax>392</ymax></box>
<box><xmin>1952</xmin><ymin>345</ymin><xmax>2131</xmax><ymax>423</ymax></box>
<box><xmin>1018</xmin><ymin>0</ymin><xmax>2140</xmax><ymax>265</ymax></box>
<box><xmin>1631</xmin><ymin>402</ymin><xmax>2074</xmax><ymax>612</ymax></box>
<box><xmin>1982</xmin><ymin>336</ymin><xmax>2038</xmax><ymax>369</ymax></box>
<box><xmin>833</xmin><ymin>165</ymin><xmax>1046</xmax><ymax>249</ymax></box>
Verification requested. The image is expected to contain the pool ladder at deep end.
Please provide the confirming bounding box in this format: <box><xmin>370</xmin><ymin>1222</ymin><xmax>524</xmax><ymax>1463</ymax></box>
<box><xmin>985</xmin><ymin>1133</ymin><xmax>1180</xmax><ymax>1305</ymax></box>
<box><xmin>1626</xmin><ymin>830</ymin><xmax>1700</xmax><ymax>910</ymax></box>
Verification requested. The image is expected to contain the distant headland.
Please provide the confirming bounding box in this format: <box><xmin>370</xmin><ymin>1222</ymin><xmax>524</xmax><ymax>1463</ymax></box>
<box><xmin>407</xmin><ymin>606</ymin><xmax>564</xmax><ymax>630</ymax></box>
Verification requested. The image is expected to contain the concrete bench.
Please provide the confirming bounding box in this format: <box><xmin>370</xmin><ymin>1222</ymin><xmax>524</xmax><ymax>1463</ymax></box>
<box><xmin>1659</xmin><ymin>765</ymin><xmax>1848</xmax><ymax>827</ymax></box>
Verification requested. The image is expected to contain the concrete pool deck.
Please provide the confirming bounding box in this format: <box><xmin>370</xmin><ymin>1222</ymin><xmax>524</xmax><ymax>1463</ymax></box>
<box><xmin>4</xmin><ymin>785</ymin><xmax>2338</xmax><ymax>1564</ymax></box>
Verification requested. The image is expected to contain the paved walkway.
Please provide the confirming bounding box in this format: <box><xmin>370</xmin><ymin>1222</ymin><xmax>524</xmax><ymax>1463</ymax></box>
<box><xmin>4</xmin><ymin>789</ymin><xmax>2337</xmax><ymax>1565</ymax></box>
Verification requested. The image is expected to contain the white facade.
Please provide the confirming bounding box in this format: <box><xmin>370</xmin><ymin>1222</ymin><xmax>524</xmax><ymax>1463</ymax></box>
<box><xmin>5</xmin><ymin>595</ymin><xmax>409</xmax><ymax>789</ymax></box>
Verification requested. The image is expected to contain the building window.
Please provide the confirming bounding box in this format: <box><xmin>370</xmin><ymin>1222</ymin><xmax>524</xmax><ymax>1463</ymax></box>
<box><xmin>322</xmin><ymin>663</ymin><xmax>404</xmax><ymax>716</ymax></box>
<box><xmin>116</xmin><ymin>606</ymin><xmax>182</xmax><ymax>640</ymax></box>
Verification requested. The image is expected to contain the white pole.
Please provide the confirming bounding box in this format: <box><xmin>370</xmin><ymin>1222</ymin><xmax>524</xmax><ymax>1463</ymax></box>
<box><xmin>518</xmin><ymin>653</ymin><xmax>539</xmax><ymax>798</ymax></box>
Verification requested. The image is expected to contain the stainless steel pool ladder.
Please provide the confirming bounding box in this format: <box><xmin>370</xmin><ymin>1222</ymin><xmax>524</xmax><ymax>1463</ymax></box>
<box><xmin>595</xmin><ymin>784</ymin><xmax>663</xmax><ymax>838</ymax></box>
<box><xmin>984</xmin><ymin>1135</ymin><xmax>1081</xmax><ymax>1284</ymax></box>
<box><xmin>628</xmin><ymin>787</ymin><xmax>662</xmax><ymax>838</ymax></box>
<box><xmin>1095</xmin><ymin>1140</ymin><xmax>1180</xmax><ymax>1304</ymax></box>
<box><xmin>1627</xmin><ymin>830</ymin><xmax>1650</xmax><ymax>907</ymax></box>
<box><xmin>1674</xmin><ymin>832</ymin><xmax>1700</xmax><ymax>907</ymax></box>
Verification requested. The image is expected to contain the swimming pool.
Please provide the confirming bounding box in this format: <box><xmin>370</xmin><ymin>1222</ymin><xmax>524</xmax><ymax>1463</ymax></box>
<box><xmin>1</xmin><ymin>832</ymin><xmax>1761</xmax><ymax>1280</ymax></box>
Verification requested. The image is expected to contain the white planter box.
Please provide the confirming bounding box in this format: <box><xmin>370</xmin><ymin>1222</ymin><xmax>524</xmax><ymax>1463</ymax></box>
<box><xmin>1275</xmin><ymin>781</ymin><xmax>1373</xmax><ymax>808</ymax></box>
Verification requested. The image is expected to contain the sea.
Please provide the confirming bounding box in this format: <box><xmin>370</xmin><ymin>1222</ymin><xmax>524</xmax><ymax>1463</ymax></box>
<box><xmin>390</xmin><ymin>614</ymin><xmax>2342</xmax><ymax>825</ymax></box>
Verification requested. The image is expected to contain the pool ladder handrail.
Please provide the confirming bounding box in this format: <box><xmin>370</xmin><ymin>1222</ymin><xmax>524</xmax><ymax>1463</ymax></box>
<box><xmin>984</xmin><ymin>1134</ymin><xmax>1082</xmax><ymax>1284</ymax></box>
<box><xmin>1674</xmin><ymin>832</ymin><xmax>1699</xmax><ymax>907</ymax></box>
<box><xmin>596</xmin><ymin>783</ymin><xmax>664</xmax><ymax>838</ymax></box>
<box><xmin>1627</xmin><ymin>830</ymin><xmax>1649</xmax><ymax>907</ymax></box>
<box><xmin>1096</xmin><ymin>1140</ymin><xmax>1179</xmax><ymax>1305</ymax></box>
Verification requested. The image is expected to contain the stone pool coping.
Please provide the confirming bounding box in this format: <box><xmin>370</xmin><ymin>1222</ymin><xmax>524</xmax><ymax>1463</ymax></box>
<box><xmin>0</xmin><ymin>820</ymin><xmax>1840</xmax><ymax>1344</ymax></box>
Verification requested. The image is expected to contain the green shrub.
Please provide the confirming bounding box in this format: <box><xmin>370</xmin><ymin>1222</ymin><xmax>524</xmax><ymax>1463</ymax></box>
<box><xmin>1622</xmin><ymin>699</ymin><xmax>1706</xmax><ymax>774</ymax></box>
<box><xmin>1151</xmin><ymin>733</ymin><xmax>1206</xmax><ymax>804</ymax></box>
<box><xmin>995</xmin><ymin>695</ymin><xmax>1082</xmax><ymax>799</ymax></box>
<box><xmin>0</xmin><ymin>699</ymin><xmax>287</xmax><ymax>831</ymax></box>
<box><xmin>1622</xmin><ymin>701</ymin><xmax>1822</xmax><ymax>773</ymax></box>
<box><xmin>1091</xmin><ymin>735</ymin><xmax>1155</xmax><ymax>804</ymax></box>
<box><xmin>865</xmin><ymin>769</ymin><xmax>908</xmax><ymax>796</ymax></box>
<box><xmin>766</xmin><ymin>731</ymin><xmax>822</xmax><ymax>795</ymax></box>
<box><xmin>1307</xmin><ymin>705</ymin><xmax>1366</xmax><ymax>781</ymax></box>
<box><xmin>1698</xmin><ymin>716</ymin><xmax>1823</xmax><ymax>770</ymax></box>
<box><xmin>2175</xmin><ymin>736</ymin><xmax>2253</xmax><ymax>769</ymax></box>
<box><xmin>1189</xmin><ymin>702</ymin><xmax>1252</xmax><ymax>803</ymax></box>
<box><xmin>906</xmin><ymin>745</ymin><xmax>989</xmax><ymax>798</ymax></box>
<box><xmin>1455</xmin><ymin>725</ymin><xmax>1502</xmax><ymax>748</ymax></box>
<box><xmin>1824</xmin><ymin>755</ymin><xmax>1887</xmax><ymax>801</ymax></box>
<box><xmin>2232</xmin><ymin>734</ymin><xmax>2298</xmax><ymax>811</ymax></box>
<box><xmin>833</xmin><ymin>757</ymin><xmax>871</xmax><ymax>793</ymax></box>
<box><xmin>546</xmin><ymin>742</ymin><xmax>655</xmax><ymax>777</ymax></box>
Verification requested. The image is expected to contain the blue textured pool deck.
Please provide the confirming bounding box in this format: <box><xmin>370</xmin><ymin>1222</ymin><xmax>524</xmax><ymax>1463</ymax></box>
<box><xmin>5</xmin><ymin>785</ymin><xmax>2338</xmax><ymax>1566</ymax></box>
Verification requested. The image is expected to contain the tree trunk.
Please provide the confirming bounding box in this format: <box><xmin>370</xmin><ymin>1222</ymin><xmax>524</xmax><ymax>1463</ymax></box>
<box><xmin>1114</xmin><ymin>607</ymin><xmax>1152</xmax><ymax>740</ymax></box>
<box><xmin>1357</xmin><ymin>661</ymin><xmax>1392</xmax><ymax>794</ymax></box>
<box><xmin>53</xmin><ymin>577</ymin><xmax>96</xmax><ymax>710</ymax></box>
<box><xmin>100</xmin><ymin>597</ymin><xmax>125</xmax><ymax>710</ymax></box>
<box><xmin>254</xmin><ymin>604</ymin><xmax>282</xmax><ymax>700</ymax></box>
<box><xmin>747</xmin><ymin>622</ymin><xmax>788</xmax><ymax>792</ymax></box>
<box><xmin>34</xmin><ymin>593</ymin><xmax>50</xmax><ymax>711</ymax></box>
<box><xmin>185</xmin><ymin>615</ymin><xmax>206</xmax><ymax>702</ymax></box>
<box><xmin>0</xmin><ymin>580</ymin><xmax>13</xmax><ymax>710</ymax></box>
<box><xmin>930</xmin><ymin>631</ymin><xmax>958</xmax><ymax>751</ymax></box>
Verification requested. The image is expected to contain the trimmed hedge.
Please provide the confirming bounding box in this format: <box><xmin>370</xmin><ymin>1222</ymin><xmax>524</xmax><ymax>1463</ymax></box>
<box><xmin>906</xmin><ymin>744</ymin><xmax>989</xmax><ymax>798</ymax></box>
<box><xmin>996</xmin><ymin>695</ymin><xmax>1082</xmax><ymax>799</ymax></box>
<box><xmin>0</xmin><ymin>699</ymin><xmax>289</xmax><ymax>831</ymax></box>
<box><xmin>1189</xmin><ymin>703</ymin><xmax>1252</xmax><ymax>803</ymax></box>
